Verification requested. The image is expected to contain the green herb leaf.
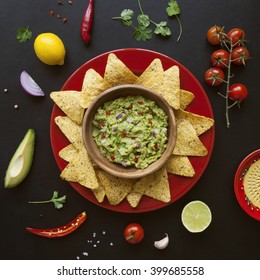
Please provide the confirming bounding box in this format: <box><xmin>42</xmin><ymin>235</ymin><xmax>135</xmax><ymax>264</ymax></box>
<box><xmin>166</xmin><ymin>0</ymin><xmax>181</xmax><ymax>16</ymax></box>
<box><xmin>112</xmin><ymin>9</ymin><xmax>134</xmax><ymax>26</ymax></box>
<box><xmin>137</xmin><ymin>14</ymin><xmax>150</xmax><ymax>28</ymax></box>
<box><xmin>133</xmin><ymin>25</ymin><xmax>153</xmax><ymax>41</ymax></box>
<box><xmin>154</xmin><ymin>21</ymin><xmax>171</xmax><ymax>36</ymax></box>
<box><xmin>28</xmin><ymin>191</ymin><xmax>66</xmax><ymax>209</ymax></box>
<box><xmin>166</xmin><ymin>0</ymin><xmax>182</xmax><ymax>41</ymax></box>
<box><xmin>16</xmin><ymin>26</ymin><xmax>32</xmax><ymax>43</ymax></box>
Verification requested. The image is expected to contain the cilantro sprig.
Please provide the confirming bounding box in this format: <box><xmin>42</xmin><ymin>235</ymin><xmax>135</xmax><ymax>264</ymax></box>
<box><xmin>29</xmin><ymin>191</ymin><xmax>66</xmax><ymax>209</ymax></box>
<box><xmin>16</xmin><ymin>26</ymin><xmax>32</xmax><ymax>43</ymax></box>
<box><xmin>166</xmin><ymin>0</ymin><xmax>182</xmax><ymax>41</ymax></box>
<box><xmin>112</xmin><ymin>0</ymin><xmax>172</xmax><ymax>41</ymax></box>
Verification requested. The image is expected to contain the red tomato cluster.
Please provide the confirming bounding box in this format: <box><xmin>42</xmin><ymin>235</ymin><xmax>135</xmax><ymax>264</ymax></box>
<box><xmin>205</xmin><ymin>26</ymin><xmax>249</xmax><ymax>103</ymax></box>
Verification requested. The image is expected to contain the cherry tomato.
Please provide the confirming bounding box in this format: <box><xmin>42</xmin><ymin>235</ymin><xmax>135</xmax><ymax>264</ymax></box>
<box><xmin>227</xmin><ymin>28</ymin><xmax>246</xmax><ymax>46</ymax></box>
<box><xmin>228</xmin><ymin>83</ymin><xmax>248</xmax><ymax>102</ymax></box>
<box><xmin>124</xmin><ymin>223</ymin><xmax>144</xmax><ymax>244</ymax></box>
<box><xmin>211</xmin><ymin>49</ymin><xmax>230</xmax><ymax>69</ymax></box>
<box><xmin>207</xmin><ymin>25</ymin><xmax>225</xmax><ymax>45</ymax></box>
<box><xmin>205</xmin><ymin>67</ymin><xmax>225</xmax><ymax>86</ymax></box>
<box><xmin>231</xmin><ymin>46</ymin><xmax>249</xmax><ymax>65</ymax></box>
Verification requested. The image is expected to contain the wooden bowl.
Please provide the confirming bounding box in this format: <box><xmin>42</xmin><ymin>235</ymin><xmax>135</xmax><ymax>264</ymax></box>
<box><xmin>82</xmin><ymin>84</ymin><xmax>177</xmax><ymax>179</ymax></box>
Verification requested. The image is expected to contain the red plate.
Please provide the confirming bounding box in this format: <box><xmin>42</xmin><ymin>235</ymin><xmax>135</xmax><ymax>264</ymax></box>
<box><xmin>234</xmin><ymin>149</ymin><xmax>260</xmax><ymax>221</ymax></box>
<box><xmin>50</xmin><ymin>48</ymin><xmax>215</xmax><ymax>213</ymax></box>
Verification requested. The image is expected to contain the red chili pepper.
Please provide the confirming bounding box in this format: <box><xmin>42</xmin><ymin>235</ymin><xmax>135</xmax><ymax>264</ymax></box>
<box><xmin>81</xmin><ymin>0</ymin><xmax>94</xmax><ymax>44</ymax></box>
<box><xmin>26</xmin><ymin>211</ymin><xmax>87</xmax><ymax>238</ymax></box>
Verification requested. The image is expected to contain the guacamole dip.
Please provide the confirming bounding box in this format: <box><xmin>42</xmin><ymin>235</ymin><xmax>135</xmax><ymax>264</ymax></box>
<box><xmin>92</xmin><ymin>95</ymin><xmax>168</xmax><ymax>169</ymax></box>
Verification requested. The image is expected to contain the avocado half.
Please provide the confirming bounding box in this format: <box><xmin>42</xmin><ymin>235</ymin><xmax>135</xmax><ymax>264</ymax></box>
<box><xmin>4</xmin><ymin>129</ymin><xmax>35</xmax><ymax>188</ymax></box>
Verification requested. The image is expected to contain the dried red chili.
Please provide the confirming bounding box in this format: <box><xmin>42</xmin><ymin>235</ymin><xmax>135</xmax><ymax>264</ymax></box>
<box><xmin>81</xmin><ymin>0</ymin><xmax>94</xmax><ymax>44</ymax></box>
<box><xmin>26</xmin><ymin>211</ymin><xmax>87</xmax><ymax>238</ymax></box>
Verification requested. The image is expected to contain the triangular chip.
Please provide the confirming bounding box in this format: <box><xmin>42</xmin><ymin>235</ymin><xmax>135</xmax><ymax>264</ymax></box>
<box><xmin>165</xmin><ymin>155</ymin><xmax>195</xmax><ymax>177</ymax></box>
<box><xmin>173</xmin><ymin>119</ymin><xmax>208</xmax><ymax>156</ymax></box>
<box><xmin>126</xmin><ymin>191</ymin><xmax>143</xmax><ymax>208</ymax></box>
<box><xmin>175</xmin><ymin>109</ymin><xmax>214</xmax><ymax>136</ymax></box>
<box><xmin>92</xmin><ymin>169</ymin><xmax>106</xmax><ymax>203</ymax></box>
<box><xmin>81</xmin><ymin>68</ymin><xmax>111</xmax><ymax>109</ymax></box>
<box><xmin>180</xmin><ymin>89</ymin><xmax>195</xmax><ymax>110</ymax></box>
<box><xmin>96</xmin><ymin>169</ymin><xmax>135</xmax><ymax>205</ymax></box>
<box><xmin>104</xmin><ymin>53</ymin><xmax>138</xmax><ymax>86</ymax></box>
<box><xmin>59</xmin><ymin>144</ymin><xmax>78</xmax><ymax>162</ymax></box>
<box><xmin>60</xmin><ymin>148</ymin><xmax>99</xmax><ymax>189</ymax></box>
<box><xmin>144</xmin><ymin>167</ymin><xmax>171</xmax><ymax>203</ymax></box>
<box><xmin>160</xmin><ymin>65</ymin><xmax>180</xmax><ymax>110</ymax></box>
<box><xmin>135</xmin><ymin>58</ymin><xmax>164</xmax><ymax>92</ymax></box>
<box><xmin>50</xmin><ymin>91</ymin><xmax>85</xmax><ymax>125</ymax></box>
<box><xmin>55</xmin><ymin>116</ymin><xmax>83</xmax><ymax>150</ymax></box>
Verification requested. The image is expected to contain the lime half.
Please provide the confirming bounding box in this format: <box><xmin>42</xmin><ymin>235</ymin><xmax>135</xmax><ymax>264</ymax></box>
<box><xmin>181</xmin><ymin>200</ymin><xmax>212</xmax><ymax>233</ymax></box>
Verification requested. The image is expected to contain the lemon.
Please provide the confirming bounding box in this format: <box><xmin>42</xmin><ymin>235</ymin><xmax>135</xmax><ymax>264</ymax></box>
<box><xmin>34</xmin><ymin>33</ymin><xmax>66</xmax><ymax>66</ymax></box>
<box><xmin>181</xmin><ymin>200</ymin><xmax>212</xmax><ymax>233</ymax></box>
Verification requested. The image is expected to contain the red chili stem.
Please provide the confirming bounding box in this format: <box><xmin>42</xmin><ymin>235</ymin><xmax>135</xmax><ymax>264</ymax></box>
<box><xmin>26</xmin><ymin>211</ymin><xmax>87</xmax><ymax>238</ymax></box>
<box><xmin>81</xmin><ymin>0</ymin><xmax>94</xmax><ymax>44</ymax></box>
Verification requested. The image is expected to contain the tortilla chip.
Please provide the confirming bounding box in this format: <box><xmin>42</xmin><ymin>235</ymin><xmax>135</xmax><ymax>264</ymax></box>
<box><xmin>173</xmin><ymin>119</ymin><xmax>208</xmax><ymax>156</ymax></box>
<box><xmin>144</xmin><ymin>167</ymin><xmax>171</xmax><ymax>203</ymax></box>
<box><xmin>243</xmin><ymin>159</ymin><xmax>260</xmax><ymax>208</ymax></box>
<box><xmin>60</xmin><ymin>148</ymin><xmax>99</xmax><ymax>189</ymax></box>
<box><xmin>180</xmin><ymin>89</ymin><xmax>195</xmax><ymax>110</ymax></box>
<box><xmin>160</xmin><ymin>65</ymin><xmax>180</xmax><ymax>110</ymax></box>
<box><xmin>126</xmin><ymin>191</ymin><xmax>143</xmax><ymax>208</ymax></box>
<box><xmin>165</xmin><ymin>155</ymin><xmax>195</xmax><ymax>177</ymax></box>
<box><xmin>126</xmin><ymin>173</ymin><xmax>152</xmax><ymax>208</ymax></box>
<box><xmin>59</xmin><ymin>144</ymin><xmax>78</xmax><ymax>162</ymax></box>
<box><xmin>50</xmin><ymin>91</ymin><xmax>85</xmax><ymax>125</ymax></box>
<box><xmin>55</xmin><ymin>116</ymin><xmax>83</xmax><ymax>150</ymax></box>
<box><xmin>91</xmin><ymin>170</ymin><xmax>106</xmax><ymax>203</ymax></box>
<box><xmin>96</xmin><ymin>169</ymin><xmax>135</xmax><ymax>205</ymax></box>
<box><xmin>135</xmin><ymin>58</ymin><xmax>164</xmax><ymax>92</ymax></box>
<box><xmin>104</xmin><ymin>53</ymin><xmax>138</xmax><ymax>86</ymax></box>
<box><xmin>81</xmin><ymin>68</ymin><xmax>111</xmax><ymax>109</ymax></box>
<box><xmin>175</xmin><ymin>109</ymin><xmax>214</xmax><ymax>136</ymax></box>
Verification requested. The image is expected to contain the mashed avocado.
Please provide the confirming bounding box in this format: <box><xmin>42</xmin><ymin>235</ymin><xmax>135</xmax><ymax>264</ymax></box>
<box><xmin>92</xmin><ymin>95</ymin><xmax>168</xmax><ymax>169</ymax></box>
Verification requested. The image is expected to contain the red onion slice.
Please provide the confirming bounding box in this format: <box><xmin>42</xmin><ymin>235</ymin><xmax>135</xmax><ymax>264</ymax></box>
<box><xmin>20</xmin><ymin>71</ymin><xmax>45</xmax><ymax>96</ymax></box>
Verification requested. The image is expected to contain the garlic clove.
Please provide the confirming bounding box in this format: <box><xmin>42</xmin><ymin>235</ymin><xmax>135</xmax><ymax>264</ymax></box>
<box><xmin>154</xmin><ymin>233</ymin><xmax>169</xmax><ymax>249</ymax></box>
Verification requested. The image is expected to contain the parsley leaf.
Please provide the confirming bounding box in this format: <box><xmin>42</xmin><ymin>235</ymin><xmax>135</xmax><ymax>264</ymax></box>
<box><xmin>166</xmin><ymin>0</ymin><xmax>181</xmax><ymax>16</ymax></box>
<box><xmin>16</xmin><ymin>26</ymin><xmax>32</xmax><ymax>43</ymax></box>
<box><xmin>154</xmin><ymin>21</ymin><xmax>171</xmax><ymax>36</ymax></box>
<box><xmin>112</xmin><ymin>9</ymin><xmax>134</xmax><ymax>26</ymax></box>
<box><xmin>137</xmin><ymin>14</ymin><xmax>150</xmax><ymax>28</ymax></box>
<box><xmin>166</xmin><ymin>0</ymin><xmax>182</xmax><ymax>41</ymax></box>
<box><xmin>133</xmin><ymin>25</ymin><xmax>153</xmax><ymax>41</ymax></box>
<box><xmin>28</xmin><ymin>191</ymin><xmax>66</xmax><ymax>209</ymax></box>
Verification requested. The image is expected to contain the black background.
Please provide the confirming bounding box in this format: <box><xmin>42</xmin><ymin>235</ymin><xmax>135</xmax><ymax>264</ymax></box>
<box><xmin>0</xmin><ymin>0</ymin><xmax>260</xmax><ymax>260</ymax></box>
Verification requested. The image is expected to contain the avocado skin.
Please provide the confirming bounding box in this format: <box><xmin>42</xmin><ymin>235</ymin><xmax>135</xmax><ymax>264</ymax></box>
<box><xmin>4</xmin><ymin>129</ymin><xmax>35</xmax><ymax>188</ymax></box>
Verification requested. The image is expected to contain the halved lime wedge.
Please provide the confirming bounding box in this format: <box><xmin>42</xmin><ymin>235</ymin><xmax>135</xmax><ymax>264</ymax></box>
<box><xmin>181</xmin><ymin>200</ymin><xmax>212</xmax><ymax>233</ymax></box>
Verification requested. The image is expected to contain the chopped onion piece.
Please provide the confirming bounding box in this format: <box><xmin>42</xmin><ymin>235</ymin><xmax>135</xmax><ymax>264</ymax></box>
<box><xmin>20</xmin><ymin>71</ymin><xmax>45</xmax><ymax>96</ymax></box>
<box><xmin>116</xmin><ymin>113</ymin><xmax>122</xmax><ymax>120</ymax></box>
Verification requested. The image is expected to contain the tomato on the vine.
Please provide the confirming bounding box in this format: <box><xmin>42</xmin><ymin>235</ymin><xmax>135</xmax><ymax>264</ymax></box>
<box><xmin>211</xmin><ymin>49</ymin><xmax>230</xmax><ymax>69</ymax></box>
<box><xmin>205</xmin><ymin>67</ymin><xmax>225</xmax><ymax>86</ymax></box>
<box><xmin>207</xmin><ymin>25</ymin><xmax>225</xmax><ymax>45</ymax></box>
<box><xmin>124</xmin><ymin>223</ymin><xmax>144</xmax><ymax>244</ymax></box>
<box><xmin>228</xmin><ymin>83</ymin><xmax>248</xmax><ymax>102</ymax></box>
<box><xmin>231</xmin><ymin>47</ymin><xmax>249</xmax><ymax>65</ymax></box>
<box><xmin>227</xmin><ymin>28</ymin><xmax>246</xmax><ymax>46</ymax></box>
